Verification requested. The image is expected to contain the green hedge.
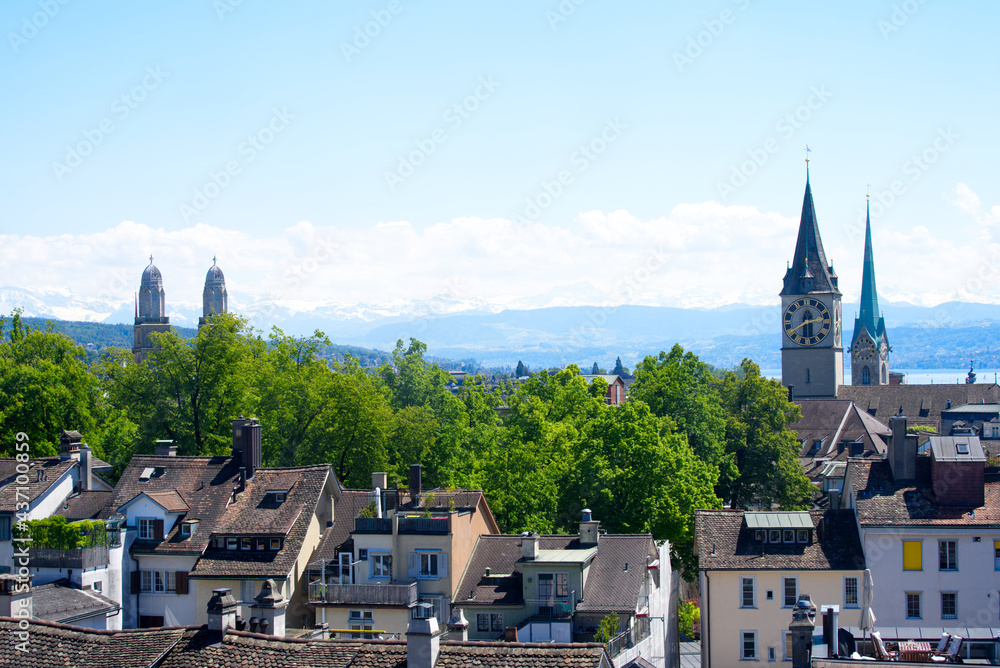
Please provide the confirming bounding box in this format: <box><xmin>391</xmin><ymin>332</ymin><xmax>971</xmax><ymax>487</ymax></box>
<box><xmin>13</xmin><ymin>516</ymin><xmax>109</xmax><ymax>548</ymax></box>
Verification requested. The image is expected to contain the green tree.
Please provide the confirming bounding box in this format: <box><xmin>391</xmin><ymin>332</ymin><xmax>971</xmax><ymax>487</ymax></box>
<box><xmin>718</xmin><ymin>359</ymin><xmax>812</xmax><ymax>509</ymax></box>
<box><xmin>515</xmin><ymin>360</ymin><xmax>528</xmax><ymax>377</ymax></box>
<box><xmin>594</xmin><ymin>614</ymin><xmax>620</xmax><ymax>644</ymax></box>
<box><xmin>0</xmin><ymin>310</ymin><xmax>100</xmax><ymax>457</ymax></box>
<box><xmin>612</xmin><ymin>356</ymin><xmax>630</xmax><ymax>378</ymax></box>
<box><xmin>590</xmin><ymin>362</ymin><xmax>606</xmax><ymax>374</ymax></box>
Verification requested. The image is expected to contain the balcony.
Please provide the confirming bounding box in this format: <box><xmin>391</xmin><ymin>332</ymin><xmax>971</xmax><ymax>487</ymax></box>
<box><xmin>28</xmin><ymin>546</ymin><xmax>109</xmax><ymax>570</ymax></box>
<box><xmin>524</xmin><ymin>591</ymin><xmax>577</xmax><ymax>618</ymax></box>
<box><xmin>353</xmin><ymin>517</ymin><xmax>392</xmax><ymax>533</ymax></box>
<box><xmin>308</xmin><ymin>581</ymin><xmax>418</xmax><ymax>607</ymax></box>
<box><xmin>398</xmin><ymin>516</ymin><xmax>449</xmax><ymax>534</ymax></box>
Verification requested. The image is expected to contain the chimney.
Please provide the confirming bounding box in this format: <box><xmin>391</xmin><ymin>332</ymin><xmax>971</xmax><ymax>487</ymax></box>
<box><xmin>232</xmin><ymin>418</ymin><xmax>245</xmax><ymax>457</ymax></box>
<box><xmin>888</xmin><ymin>415</ymin><xmax>916</xmax><ymax>481</ymax></box>
<box><xmin>0</xmin><ymin>574</ymin><xmax>32</xmax><ymax>620</ymax></box>
<box><xmin>579</xmin><ymin>509</ymin><xmax>600</xmax><ymax>547</ymax></box>
<box><xmin>206</xmin><ymin>588</ymin><xmax>238</xmax><ymax>644</ymax></box>
<box><xmin>521</xmin><ymin>532</ymin><xmax>539</xmax><ymax>560</ymax></box>
<box><xmin>79</xmin><ymin>443</ymin><xmax>93</xmax><ymax>492</ymax></box>
<box><xmin>372</xmin><ymin>471</ymin><xmax>388</xmax><ymax>491</ymax></box>
<box><xmin>312</xmin><ymin>622</ymin><xmax>329</xmax><ymax>640</ymax></box>
<box><xmin>406</xmin><ymin>615</ymin><xmax>442</xmax><ymax>668</ymax></box>
<box><xmin>243</xmin><ymin>418</ymin><xmax>262</xmax><ymax>479</ymax></box>
<box><xmin>504</xmin><ymin>626</ymin><xmax>518</xmax><ymax>642</ymax></box>
<box><xmin>154</xmin><ymin>440</ymin><xmax>177</xmax><ymax>457</ymax></box>
<box><xmin>59</xmin><ymin>430</ymin><xmax>82</xmax><ymax>461</ymax></box>
<box><xmin>409</xmin><ymin>464</ymin><xmax>422</xmax><ymax>501</ymax></box>
<box><xmin>828</xmin><ymin>489</ymin><xmax>840</xmax><ymax>511</ymax></box>
<box><xmin>447</xmin><ymin>608</ymin><xmax>469</xmax><ymax>641</ymax></box>
<box><xmin>249</xmin><ymin>579</ymin><xmax>287</xmax><ymax>637</ymax></box>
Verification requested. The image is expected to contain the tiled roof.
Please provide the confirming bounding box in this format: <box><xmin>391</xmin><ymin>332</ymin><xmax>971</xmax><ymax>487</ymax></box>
<box><xmin>55</xmin><ymin>490</ymin><xmax>112</xmax><ymax>520</ymax></box>
<box><xmin>838</xmin><ymin>384</ymin><xmax>1000</xmax><ymax>429</ymax></box>
<box><xmin>695</xmin><ymin>509</ymin><xmax>864</xmax><ymax>571</ymax></box>
<box><xmin>0</xmin><ymin>617</ymin><xmax>191</xmax><ymax>668</ymax></box>
<box><xmin>98</xmin><ymin>455</ymin><xmax>242</xmax><ymax>556</ymax></box>
<box><xmin>190</xmin><ymin>465</ymin><xmax>331</xmax><ymax>579</ymax></box>
<box><xmin>454</xmin><ymin>533</ymin><xmax>655</xmax><ymax>613</ymax></box>
<box><xmin>30</xmin><ymin>578</ymin><xmax>119</xmax><ymax>624</ymax></box>
<box><xmin>849</xmin><ymin>458</ymin><xmax>1000</xmax><ymax>526</ymax></box>
<box><xmin>0</xmin><ymin>457</ymin><xmax>76</xmax><ymax>513</ymax></box>
<box><xmin>0</xmin><ymin>620</ymin><xmax>608</xmax><ymax>668</ymax></box>
<box><xmin>144</xmin><ymin>490</ymin><xmax>190</xmax><ymax>513</ymax></box>
<box><xmin>790</xmin><ymin>399</ymin><xmax>889</xmax><ymax>460</ymax></box>
<box><xmin>311</xmin><ymin>489</ymin><xmax>371</xmax><ymax>563</ymax></box>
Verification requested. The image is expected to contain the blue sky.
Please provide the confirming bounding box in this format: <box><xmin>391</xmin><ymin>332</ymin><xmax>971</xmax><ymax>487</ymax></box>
<box><xmin>2</xmin><ymin>1</ymin><xmax>999</xmax><ymax>322</ymax></box>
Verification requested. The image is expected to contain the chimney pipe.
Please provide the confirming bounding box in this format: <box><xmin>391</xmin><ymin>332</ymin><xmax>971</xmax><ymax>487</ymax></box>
<box><xmin>206</xmin><ymin>588</ymin><xmax>238</xmax><ymax>644</ymax></box>
<box><xmin>79</xmin><ymin>443</ymin><xmax>93</xmax><ymax>492</ymax></box>
<box><xmin>521</xmin><ymin>532</ymin><xmax>539</xmax><ymax>560</ymax></box>
<box><xmin>406</xmin><ymin>615</ymin><xmax>441</xmax><ymax>668</ymax></box>
<box><xmin>409</xmin><ymin>464</ymin><xmax>422</xmax><ymax>501</ymax></box>
<box><xmin>154</xmin><ymin>440</ymin><xmax>177</xmax><ymax>457</ymax></box>
<box><xmin>372</xmin><ymin>471</ymin><xmax>388</xmax><ymax>491</ymax></box>
<box><xmin>579</xmin><ymin>509</ymin><xmax>600</xmax><ymax>546</ymax></box>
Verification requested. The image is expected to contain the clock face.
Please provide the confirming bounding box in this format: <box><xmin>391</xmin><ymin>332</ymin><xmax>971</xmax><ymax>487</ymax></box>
<box><xmin>854</xmin><ymin>338</ymin><xmax>877</xmax><ymax>363</ymax></box>
<box><xmin>783</xmin><ymin>298</ymin><xmax>832</xmax><ymax>346</ymax></box>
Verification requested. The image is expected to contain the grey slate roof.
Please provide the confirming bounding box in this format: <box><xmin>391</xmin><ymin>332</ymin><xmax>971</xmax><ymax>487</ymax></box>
<box><xmin>0</xmin><ymin>619</ymin><xmax>609</xmax><ymax>668</ymax></box>
<box><xmin>31</xmin><ymin>578</ymin><xmax>119</xmax><ymax>625</ymax></box>
<box><xmin>454</xmin><ymin>534</ymin><xmax>656</xmax><ymax>614</ymax></box>
<box><xmin>791</xmin><ymin>399</ymin><xmax>890</xmax><ymax>460</ymax></box>
<box><xmin>695</xmin><ymin>509</ymin><xmax>864</xmax><ymax>571</ymax></box>
<box><xmin>837</xmin><ymin>384</ymin><xmax>1000</xmax><ymax>430</ymax></box>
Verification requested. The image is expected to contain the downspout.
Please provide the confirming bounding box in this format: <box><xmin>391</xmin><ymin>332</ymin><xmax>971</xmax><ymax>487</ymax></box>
<box><xmin>704</xmin><ymin>572</ymin><xmax>710</xmax><ymax>668</ymax></box>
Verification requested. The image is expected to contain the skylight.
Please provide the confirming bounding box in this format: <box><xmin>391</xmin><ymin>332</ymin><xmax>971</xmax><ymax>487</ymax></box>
<box><xmin>957</xmin><ymin>442</ymin><xmax>970</xmax><ymax>455</ymax></box>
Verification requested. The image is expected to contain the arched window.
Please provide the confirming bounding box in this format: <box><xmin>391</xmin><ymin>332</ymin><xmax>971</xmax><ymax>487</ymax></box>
<box><xmin>806</xmin><ymin>368</ymin><xmax>811</xmax><ymax>384</ymax></box>
<box><xmin>801</xmin><ymin>309</ymin><xmax>814</xmax><ymax>338</ymax></box>
<box><xmin>862</xmin><ymin>366</ymin><xmax>871</xmax><ymax>385</ymax></box>
<box><xmin>881</xmin><ymin>366</ymin><xmax>887</xmax><ymax>384</ymax></box>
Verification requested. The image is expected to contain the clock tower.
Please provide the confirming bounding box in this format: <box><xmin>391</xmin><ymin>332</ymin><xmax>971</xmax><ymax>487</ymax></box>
<box><xmin>850</xmin><ymin>199</ymin><xmax>890</xmax><ymax>385</ymax></box>
<box><xmin>780</xmin><ymin>168</ymin><xmax>843</xmax><ymax>398</ymax></box>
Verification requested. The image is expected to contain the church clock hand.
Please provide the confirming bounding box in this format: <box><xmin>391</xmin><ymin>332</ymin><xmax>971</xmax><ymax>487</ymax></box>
<box><xmin>789</xmin><ymin>316</ymin><xmax>822</xmax><ymax>333</ymax></box>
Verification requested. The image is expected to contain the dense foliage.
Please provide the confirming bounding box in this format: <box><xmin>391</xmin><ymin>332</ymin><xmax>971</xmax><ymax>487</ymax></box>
<box><xmin>0</xmin><ymin>313</ymin><xmax>812</xmax><ymax>574</ymax></box>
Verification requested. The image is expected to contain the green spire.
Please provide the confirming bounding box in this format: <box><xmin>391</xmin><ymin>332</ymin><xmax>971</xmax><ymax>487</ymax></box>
<box><xmin>857</xmin><ymin>199</ymin><xmax>880</xmax><ymax>337</ymax></box>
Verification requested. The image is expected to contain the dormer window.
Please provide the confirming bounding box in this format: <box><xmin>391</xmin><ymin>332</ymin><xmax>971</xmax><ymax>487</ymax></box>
<box><xmin>180</xmin><ymin>521</ymin><xmax>197</xmax><ymax>538</ymax></box>
<box><xmin>139</xmin><ymin>467</ymin><xmax>165</xmax><ymax>482</ymax></box>
<box><xmin>227</xmin><ymin>537</ymin><xmax>238</xmax><ymax>550</ymax></box>
<box><xmin>270</xmin><ymin>538</ymin><xmax>282</xmax><ymax>550</ymax></box>
<box><xmin>266</xmin><ymin>490</ymin><xmax>288</xmax><ymax>504</ymax></box>
<box><xmin>138</xmin><ymin>518</ymin><xmax>156</xmax><ymax>540</ymax></box>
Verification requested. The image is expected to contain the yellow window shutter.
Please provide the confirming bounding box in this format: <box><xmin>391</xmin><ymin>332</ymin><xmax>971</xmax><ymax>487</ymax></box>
<box><xmin>903</xmin><ymin>541</ymin><xmax>922</xmax><ymax>570</ymax></box>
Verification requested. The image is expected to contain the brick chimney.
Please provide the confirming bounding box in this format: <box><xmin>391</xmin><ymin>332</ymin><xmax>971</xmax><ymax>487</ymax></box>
<box><xmin>59</xmin><ymin>430</ymin><xmax>82</xmax><ymax>461</ymax></box>
<box><xmin>521</xmin><ymin>532</ymin><xmax>538</xmax><ymax>560</ymax></box>
<box><xmin>579</xmin><ymin>508</ymin><xmax>600</xmax><ymax>546</ymax></box>
<box><xmin>249</xmin><ymin>579</ymin><xmax>288</xmax><ymax>637</ymax></box>
<box><xmin>406</xmin><ymin>615</ymin><xmax>442</xmax><ymax>668</ymax></box>
<box><xmin>888</xmin><ymin>415</ymin><xmax>916</xmax><ymax>481</ymax></box>
<box><xmin>206</xmin><ymin>588</ymin><xmax>238</xmax><ymax>644</ymax></box>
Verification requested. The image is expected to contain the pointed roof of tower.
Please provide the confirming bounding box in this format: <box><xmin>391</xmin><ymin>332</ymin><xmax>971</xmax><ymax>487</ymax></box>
<box><xmin>853</xmin><ymin>199</ymin><xmax>887</xmax><ymax>346</ymax></box>
<box><xmin>781</xmin><ymin>170</ymin><xmax>840</xmax><ymax>296</ymax></box>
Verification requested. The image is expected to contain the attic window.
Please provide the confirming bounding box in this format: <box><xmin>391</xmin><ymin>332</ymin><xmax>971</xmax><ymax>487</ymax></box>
<box><xmin>957</xmin><ymin>442</ymin><xmax>970</xmax><ymax>455</ymax></box>
<box><xmin>796</xmin><ymin>529</ymin><xmax>809</xmax><ymax>544</ymax></box>
<box><xmin>267</xmin><ymin>491</ymin><xmax>288</xmax><ymax>504</ymax></box>
<box><xmin>140</xmin><ymin>467</ymin><xmax>156</xmax><ymax>481</ymax></box>
<box><xmin>181</xmin><ymin>521</ymin><xmax>197</xmax><ymax>538</ymax></box>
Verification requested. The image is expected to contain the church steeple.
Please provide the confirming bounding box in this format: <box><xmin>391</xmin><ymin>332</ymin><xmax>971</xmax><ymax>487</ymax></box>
<box><xmin>857</xmin><ymin>200</ymin><xmax>881</xmax><ymax>338</ymax></box>
<box><xmin>781</xmin><ymin>171</ymin><xmax>840</xmax><ymax>296</ymax></box>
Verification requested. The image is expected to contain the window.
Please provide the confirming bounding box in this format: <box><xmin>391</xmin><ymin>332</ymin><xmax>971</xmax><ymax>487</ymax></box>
<box><xmin>862</xmin><ymin>366</ymin><xmax>871</xmax><ymax>385</ymax></box>
<box><xmin>349</xmin><ymin>610</ymin><xmax>373</xmax><ymax>638</ymax></box>
<box><xmin>741</xmin><ymin>631</ymin><xmax>757</xmax><ymax>660</ymax></box>
<box><xmin>536</xmin><ymin>573</ymin><xmax>569</xmax><ymax>598</ymax></box>
<box><xmin>766</xmin><ymin>591</ymin><xmax>773</xmax><ymax>600</ymax></box>
<box><xmin>903</xmin><ymin>541</ymin><xmax>922</xmax><ymax>571</ymax></box>
<box><xmin>477</xmin><ymin>612</ymin><xmax>504</xmax><ymax>633</ymax></box>
<box><xmin>906</xmin><ymin>592</ymin><xmax>921</xmax><ymax>619</ymax></box>
<box><xmin>768</xmin><ymin>647</ymin><xmax>776</xmax><ymax>662</ymax></box>
<box><xmin>358</xmin><ymin>549</ymin><xmax>368</xmax><ymax>560</ymax></box>
<box><xmin>939</xmin><ymin>541</ymin><xmax>957</xmax><ymax>571</ymax></box>
<box><xmin>270</xmin><ymin>538</ymin><xmax>281</xmax><ymax>550</ymax></box>
<box><xmin>138</xmin><ymin>518</ymin><xmax>155</xmax><ymax>540</ymax></box>
<box><xmin>782</xmin><ymin>530</ymin><xmax>794</xmax><ymax>543</ymax></box>
<box><xmin>941</xmin><ymin>592</ymin><xmax>957</xmax><ymax>619</ymax></box>
<box><xmin>769</xmin><ymin>529</ymin><xmax>780</xmax><ymax>544</ymax></box>
<box><xmin>371</xmin><ymin>553</ymin><xmax>392</xmax><ymax>579</ymax></box>
<box><xmin>92</xmin><ymin>580</ymin><xmax>102</xmax><ymax>593</ymax></box>
<box><xmin>741</xmin><ymin>577</ymin><xmax>756</xmax><ymax>608</ymax></box>
<box><xmin>241</xmin><ymin>538</ymin><xmax>252</xmax><ymax>551</ymax></box>
<box><xmin>783</xmin><ymin>577</ymin><xmax>798</xmax><ymax>607</ymax></box>
<box><xmin>783</xmin><ymin>631</ymin><xmax>793</xmax><ymax>661</ymax></box>
<box><xmin>995</xmin><ymin>541</ymin><xmax>1000</xmax><ymax>570</ymax></box>
<box><xmin>755</xmin><ymin>530</ymin><xmax>763</xmax><ymax>541</ymax></box>
<box><xmin>227</xmin><ymin>537</ymin><xmax>238</xmax><ymax>550</ymax></box>
<box><xmin>180</xmin><ymin>523</ymin><xmax>192</xmax><ymax>538</ymax></box>
<box><xmin>416</xmin><ymin>596</ymin><xmax>445</xmax><ymax>623</ymax></box>
<box><xmin>256</xmin><ymin>538</ymin><xmax>267</xmax><ymax>550</ymax></box>
<box><xmin>0</xmin><ymin>516</ymin><xmax>11</xmax><ymax>541</ymax></box>
<box><xmin>141</xmin><ymin>570</ymin><xmax>152</xmax><ymax>592</ymax></box>
<box><xmin>796</xmin><ymin>529</ymin><xmax>808</xmax><ymax>544</ymax></box>
<box><xmin>153</xmin><ymin>570</ymin><xmax>165</xmax><ymax>593</ymax></box>
<box><xmin>166</xmin><ymin>570</ymin><xmax>176</xmax><ymax>592</ymax></box>
<box><xmin>844</xmin><ymin>577</ymin><xmax>859</xmax><ymax>608</ymax></box>
<box><xmin>141</xmin><ymin>570</ymin><xmax>168</xmax><ymax>593</ymax></box>
<box><xmin>420</xmin><ymin>552</ymin><xmax>438</xmax><ymax>577</ymax></box>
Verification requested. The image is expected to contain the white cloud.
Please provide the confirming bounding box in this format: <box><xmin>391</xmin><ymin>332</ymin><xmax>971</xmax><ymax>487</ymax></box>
<box><xmin>5</xmin><ymin>193</ymin><xmax>1000</xmax><ymax>323</ymax></box>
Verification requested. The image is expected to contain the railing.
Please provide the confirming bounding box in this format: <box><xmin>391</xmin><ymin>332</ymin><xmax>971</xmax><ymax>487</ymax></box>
<box><xmin>308</xmin><ymin>581</ymin><xmax>418</xmax><ymax>607</ymax></box>
<box><xmin>354</xmin><ymin>517</ymin><xmax>392</xmax><ymax>533</ymax></box>
<box><xmin>28</xmin><ymin>546</ymin><xmax>109</xmax><ymax>569</ymax></box>
<box><xmin>605</xmin><ymin>619</ymin><xmax>650</xmax><ymax>659</ymax></box>
<box><xmin>327</xmin><ymin>629</ymin><xmax>402</xmax><ymax>640</ymax></box>
<box><xmin>524</xmin><ymin>591</ymin><xmax>576</xmax><ymax>617</ymax></box>
<box><xmin>398</xmin><ymin>517</ymin><xmax>449</xmax><ymax>534</ymax></box>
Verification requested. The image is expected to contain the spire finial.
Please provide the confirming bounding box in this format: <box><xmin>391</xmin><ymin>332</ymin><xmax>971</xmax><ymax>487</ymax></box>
<box><xmin>805</xmin><ymin>145</ymin><xmax>811</xmax><ymax>169</ymax></box>
<box><xmin>149</xmin><ymin>254</ymin><xmax>154</xmax><ymax>266</ymax></box>
<box><xmin>212</xmin><ymin>254</ymin><xmax>217</xmax><ymax>266</ymax></box>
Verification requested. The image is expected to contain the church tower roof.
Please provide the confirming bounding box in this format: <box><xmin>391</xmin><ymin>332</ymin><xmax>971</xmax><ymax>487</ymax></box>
<box><xmin>781</xmin><ymin>170</ymin><xmax>841</xmax><ymax>296</ymax></box>
<box><xmin>853</xmin><ymin>199</ymin><xmax>887</xmax><ymax>345</ymax></box>
<box><xmin>201</xmin><ymin>256</ymin><xmax>228</xmax><ymax>321</ymax></box>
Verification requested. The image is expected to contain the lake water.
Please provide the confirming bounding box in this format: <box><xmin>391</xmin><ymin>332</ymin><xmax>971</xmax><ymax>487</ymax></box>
<box><xmin>761</xmin><ymin>368</ymin><xmax>1000</xmax><ymax>385</ymax></box>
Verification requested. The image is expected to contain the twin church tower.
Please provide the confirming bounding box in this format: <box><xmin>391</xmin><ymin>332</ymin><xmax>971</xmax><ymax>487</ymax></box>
<box><xmin>780</xmin><ymin>166</ymin><xmax>889</xmax><ymax>397</ymax></box>
<box><xmin>132</xmin><ymin>257</ymin><xmax>229</xmax><ymax>362</ymax></box>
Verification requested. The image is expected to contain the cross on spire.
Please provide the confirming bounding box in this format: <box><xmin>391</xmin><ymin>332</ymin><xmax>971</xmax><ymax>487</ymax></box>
<box><xmin>149</xmin><ymin>254</ymin><xmax>154</xmax><ymax>265</ymax></box>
